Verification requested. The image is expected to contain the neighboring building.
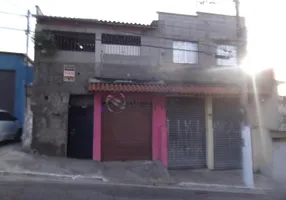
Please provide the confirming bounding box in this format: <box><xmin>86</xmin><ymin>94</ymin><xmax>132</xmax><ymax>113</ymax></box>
<box><xmin>0</xmin><ymin>52</ymin><xmax>33</xmax><ymax>124</ymax></box>
<box><xmin>248</xmin><ymin>71</ymin><xmax>286</xmax><ymax>181</ymax></box>
<box><xmin>32</xmin><ymin>11</ymin><xmax>256</xmax><ymax>170</ymax></box>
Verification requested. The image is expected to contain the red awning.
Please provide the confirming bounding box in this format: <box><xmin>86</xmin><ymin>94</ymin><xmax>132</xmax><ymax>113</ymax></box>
<box><xmin>88</xmin><ymin>82</ymin><xmax>241</xmax><ymax>95</ymax></box>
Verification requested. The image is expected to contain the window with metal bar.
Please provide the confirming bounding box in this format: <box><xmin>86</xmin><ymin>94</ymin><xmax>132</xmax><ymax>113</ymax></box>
<box><xmin>101</xmin><ymin>34</ymin><xmax>141</xmax><ymax>56</ymax></box>
<box><xmin>51</xmin><ymin>31</ymin><xmax>95</xmax><ymax>52</ymax></box>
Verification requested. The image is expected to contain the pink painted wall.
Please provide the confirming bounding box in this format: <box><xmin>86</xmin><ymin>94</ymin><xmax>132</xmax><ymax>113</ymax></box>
<box><xmin>93</xmin><ymin>92</ymin><xmax>168</xmax><ymax>166</ymax></box>
<box><xmin>152</xmin><ymin>95</ymin><xmax>168</xmax><ymax>166</ymax></box>
<box><xmin>93</xmin><ymin>93</ymin><xmax>101</xmax><ymax>161</ymax></box>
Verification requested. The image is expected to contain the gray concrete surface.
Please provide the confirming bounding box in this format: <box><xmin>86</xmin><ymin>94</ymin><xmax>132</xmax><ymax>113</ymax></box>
<box><xmin>0</xmin><ymin>144</ymin><xmax>173</xmax><ymax>185</ymax></box>
<box><xmin>169</xmin><ymin>169</ymin><xmax>276</xmax><ymax>189</ymax></box>
<box><xmin>0</xmin><ymin>176</ymin><xmax>271</xmax><ymax>200</ymax></box>
<box><xmin>0</xmin><ymin>144</ymin><xmax>279</xmax><ymax>193</ymax></box>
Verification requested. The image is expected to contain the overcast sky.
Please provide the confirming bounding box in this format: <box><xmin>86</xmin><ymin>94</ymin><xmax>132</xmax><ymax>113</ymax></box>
<box><xmin>0</xmin><ymin>0</ymin><xmax>285</xmax><ymax>80</ymax></box>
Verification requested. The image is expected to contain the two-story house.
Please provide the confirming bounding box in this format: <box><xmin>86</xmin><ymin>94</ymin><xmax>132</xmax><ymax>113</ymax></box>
<box><xmin>32</xmin><ymin>10</ymin><xmax>254</xmax><ymax>171</ymax></box>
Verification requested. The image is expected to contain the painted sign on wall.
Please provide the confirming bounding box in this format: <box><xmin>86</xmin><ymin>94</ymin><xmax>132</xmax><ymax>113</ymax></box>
<box><xmin>63</xmin><ymin>65</ymin><xmax>75</xmax><ymax>82</ymax></box>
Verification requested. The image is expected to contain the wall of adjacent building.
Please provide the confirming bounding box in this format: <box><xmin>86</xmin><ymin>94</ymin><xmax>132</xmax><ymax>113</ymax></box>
<box><xmin>0</xmin><ymin>53</ymin><xmax>33</xmax><ymax>124</ymax></box>
<box><xmin>248</xmin><ymin>81</ymin><xmax>285</xmax><ymax>175</ymax></box>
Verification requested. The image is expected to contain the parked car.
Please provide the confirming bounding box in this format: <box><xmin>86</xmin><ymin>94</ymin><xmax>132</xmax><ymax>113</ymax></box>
<box><xmin>0</xmin><ymin>109</ymin><xmax>22</xmax><ymax>142</ymax></box>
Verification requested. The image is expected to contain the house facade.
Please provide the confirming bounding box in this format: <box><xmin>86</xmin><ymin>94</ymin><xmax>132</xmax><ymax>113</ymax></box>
<box><xmin>32</xmin><ymin>11</ymin><xmax>258</xmax><ymax>170</ymax></box>
<box><xmin>0</xmin><ymin>52</ymin><xmax>33</xmax><ymax>124</ymax></box>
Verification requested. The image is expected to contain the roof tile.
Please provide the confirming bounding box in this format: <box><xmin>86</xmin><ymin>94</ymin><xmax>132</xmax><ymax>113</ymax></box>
<box><xmin>88</xmin><ymin>82</ymin><xmax>240</xmax><ymax>95</ymax></box>
<box><xmin>35</xmin><ymin>15</ymin><xmax>157</xmax><ymax>28</ymax></box>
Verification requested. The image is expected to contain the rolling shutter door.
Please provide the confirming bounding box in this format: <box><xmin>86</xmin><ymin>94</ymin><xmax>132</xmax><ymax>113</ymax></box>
<box><xmin>213</xmin><ymin>97</ymin><xmax>242</xmax><ymax>170</ymax></box>
<box><xmin>167</xmin><ymin>97</ymin><xmax>206</xmax><ymax>169</ymax></box>
<box><xmin>272</xmin><ymin>138</ymin><xmax>286</xmax><ymax>182</ymax></box>
<box><xmin>102</xmin><ymin>100</ymin><xmax>152</xmax><ymax>161</ymax></box>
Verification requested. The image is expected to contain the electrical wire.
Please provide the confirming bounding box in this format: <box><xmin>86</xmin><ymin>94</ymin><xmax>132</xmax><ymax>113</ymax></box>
<box><xmin>0</xmin><ymin>11</ymin><xmax>27</xmax><ymax>17</ymax></box>
<box><xmin>31</xmin><ymin>16</ymin><xmax>242</xmax><ymax>48</ymax></box>
<box><xmin>0</xmin><ymin>27</ymin><xmax>234</xmax><ymax>57</ymax></box>
<box><xmin>0</xmin><ymin>27</ymin><xmax>26</xmax><ymax>32</ymax></box>
<box><xmin>0</xmin><ymin>7</ymin><xmax>244</xmax><ymax>51</ymax></box>
<box><xmin>34</xmin><ymin>30</ymin><xmax>217</xmax><ymax>56</ymax></box>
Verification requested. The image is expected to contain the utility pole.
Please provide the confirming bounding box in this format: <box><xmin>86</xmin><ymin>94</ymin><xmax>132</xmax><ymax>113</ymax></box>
<box><xmin>24</xmin><ymin>9</ymin><xmax>31</xmax><ymax>98</ymax></box>
<box><xmin>22</xmin><ymin>9</ymin><xmax>32</xmax><ymax>151</ymax></box>
<box><xmin>25</xmin><ymin>9</ymin><xmax>31</xmax><ymax>67</ymax></box>
<box><xmin>233</xmin><ymin>0</ymin><xmax>254</xmax><ymax>188</ymax></box>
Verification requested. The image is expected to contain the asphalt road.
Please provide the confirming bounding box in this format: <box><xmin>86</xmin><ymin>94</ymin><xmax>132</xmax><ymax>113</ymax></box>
<box><xmin>0</xmin><ymin>176</ymin><xmax>275</xmax><ymax>200</ymax></box>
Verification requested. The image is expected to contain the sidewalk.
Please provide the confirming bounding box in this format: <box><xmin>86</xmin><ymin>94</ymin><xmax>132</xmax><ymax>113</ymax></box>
<box><xmin>0</xmin><ymin>144</ymin><xmax>276</xmax><ymax>194</ymax></box>
<box><xmin>0</xmin><ymin>144</ymin><xmax>173</xmax><ymax>185</ymax></box>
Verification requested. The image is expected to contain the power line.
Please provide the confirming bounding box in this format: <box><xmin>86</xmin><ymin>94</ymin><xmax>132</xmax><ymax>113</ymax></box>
<box><xmin>0</xmin><ymin>11</ymin><xmax>26</xmax><ymax>17</ymax></box>
<box><xmin>31</xmin><ymin>31</ymin><xmax>224</xmax><ymax>56</ymax></box>
<box><xmin>30</xmin><ymin>17</ymin><xmax>241</xmax><ymax>49</ymax></box>
<box><xmin>0</xmin><ymin>26</ymin><xmax>233</xmax><ymax>57</ymax></box>
<box><xmin>0</xmin><ymin>27</ymin><xmax>25</xmax><ymax>32</ymax></box>
<box><xmin>0</xmin><ymin>16</ymin><xmax>239</xmax><ymax>57</ymax></box>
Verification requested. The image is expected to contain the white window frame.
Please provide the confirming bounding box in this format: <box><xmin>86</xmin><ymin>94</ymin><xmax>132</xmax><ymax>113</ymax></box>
<box><xmin>173</xmin><ymin>41</ymin><xmax>198</xmax><ymax>64</ymax></box>
<box><xmin>216</xmin><ymin>45</ymin><xmax>237</xmax><ymax>66</ymax></box>
<box><xmin>102</xmin><ymin>44</ymin><xmax>140</xmax><ymax>56</ymax></box>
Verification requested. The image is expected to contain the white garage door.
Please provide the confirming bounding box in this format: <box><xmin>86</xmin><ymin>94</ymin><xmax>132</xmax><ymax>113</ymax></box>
<box><xmin>272</xmin><ymin>138</ymin><xmax>286</xmax><ymax>181</ymax></box>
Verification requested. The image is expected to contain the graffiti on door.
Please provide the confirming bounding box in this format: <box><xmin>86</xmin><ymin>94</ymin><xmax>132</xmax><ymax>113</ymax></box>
<box><xmin>167</xmin><ymin>118</ymin><xmax>204</xmax><ymax>156</ymax></box>
<box><xmin>278</xmin><ymin>96</ymin><xmax>286</xmax><ymax>131</ymax></box>
<box><xmin>213</xmin><ymin>120</ymin><xmax>241</xmax><ymax>147</ymax></box>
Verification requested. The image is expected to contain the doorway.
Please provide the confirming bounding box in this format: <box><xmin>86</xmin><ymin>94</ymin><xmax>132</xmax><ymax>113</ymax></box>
<box><xmin>67</xmin><ymin>99</ymin><xmax>94</xmax><ymax>159</ymax></box>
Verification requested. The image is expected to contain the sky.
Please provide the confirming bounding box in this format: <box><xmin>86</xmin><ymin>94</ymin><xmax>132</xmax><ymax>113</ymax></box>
<box><xmin>0</xmin><ymin>0</ymin><xmax>285</xmax><ymax>82</ymax></box>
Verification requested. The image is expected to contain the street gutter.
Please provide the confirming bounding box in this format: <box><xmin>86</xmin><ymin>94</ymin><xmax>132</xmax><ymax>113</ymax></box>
<box><xmin>0</xmin><ymin>171</ymin><xmax>267</xmax><ymax>195</ymax></box>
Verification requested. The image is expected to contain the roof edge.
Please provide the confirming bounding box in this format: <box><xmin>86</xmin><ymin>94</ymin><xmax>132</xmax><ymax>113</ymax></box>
<box><xmin>0</xmin><ymin>51</ymin><xmax>34</xmax><ymax>65</ymax></box>
<box><xmin>33</xmin><ymin>15</ymin><xmax>158</xmax><ymax>29</ymax></box>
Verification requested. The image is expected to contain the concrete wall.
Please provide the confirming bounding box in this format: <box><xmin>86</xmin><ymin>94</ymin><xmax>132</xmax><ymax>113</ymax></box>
<box><xmin>248</xmin><ymin>82</ymin><xmax>284</xmax><ymax>175</ymax></box>
<box><xmin>32</xmin><ymin>12</ymin><xmax>246</xmax><ymax>156</ymax></box>
<box><xmin>31</xmin><ymin>59</ymin><xmax>95</xmax><ymax>156</ymax></box>
<box><xmin>35</xmin><ymin>12</ymin><xmax>246</xmax><ymax>84</ymax></box>
<box><xmin>0</xmin><ymin>53</ymin><xmax>33</xmax><ymax>124</ymax></box>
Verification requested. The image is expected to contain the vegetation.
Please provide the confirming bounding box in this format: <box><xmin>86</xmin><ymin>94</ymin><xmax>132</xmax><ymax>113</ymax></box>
<box><xmin>33</xmin><ymin>30</ymin><xmax>58</xmax><ymax>57</ymax></box>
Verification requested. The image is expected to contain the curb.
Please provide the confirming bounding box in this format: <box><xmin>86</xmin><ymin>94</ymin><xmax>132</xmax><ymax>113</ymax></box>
<box><xmin>0</xmin><ymin>170</ymin><xmax>108</xmax><ymax>182</ymax></box>
<box><xmin>178</xmin><ymin>182</ymin><xmax>269</xmax><ymax>194</ymax></box>
<box><xmin>0</xmin><ymin>170</ymin><xmax>268</xmax><ymax>195</ymax></box>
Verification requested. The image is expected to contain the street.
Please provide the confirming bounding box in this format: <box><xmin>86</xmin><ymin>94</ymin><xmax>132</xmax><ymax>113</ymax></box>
<box><xmin>0</xmin><ymin>176</ymin><xmax>272</xmax><ymax>200</ymax></box>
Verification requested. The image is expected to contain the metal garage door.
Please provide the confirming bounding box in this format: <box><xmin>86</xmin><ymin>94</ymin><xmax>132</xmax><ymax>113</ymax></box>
<box><xmin>272</xmin><ymin>138</ymin><xmax>286</xmax><ymax>182</ymax></box>
<box><xmin>0</xmin><ymin>70</ymin><xmax>15</xmax><ymax>113</ymax></box>
<box><xmin>101</xmin><ymin>99</ymin><xmax>152</xmax><ymax>161</ymax></box>
<box><xmin>213</xmin><ymin>97</ymin><xmax>242</xmax><ymax>170</ymax></box>
<box><xmin>167</xmin><ymin>97</ymin><xmax>206</xmax><ymax>169</ymax></box>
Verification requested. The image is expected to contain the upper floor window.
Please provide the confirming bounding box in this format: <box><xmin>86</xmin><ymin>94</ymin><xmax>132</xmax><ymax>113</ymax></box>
<box><xmin>216</xmin><ymin>45</ymin><xmax>237</xmax><ymax>66</ymax></box>
<box><xmin>173</xmin><ymin>41</ymin><xmax>198</xmax><ymax>64</ymax></box>
<box><xmin>101</xmin><ymin>34</ymin><xmax>141</xmax><ymax>56</ymax></box>
<box><xmin>51</xmin><ymin>31</ymin><xmax>95</xmax><ymax>52</ymax></box>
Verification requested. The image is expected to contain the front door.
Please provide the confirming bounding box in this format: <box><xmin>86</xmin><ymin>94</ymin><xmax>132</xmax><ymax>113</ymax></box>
<box><xmin>101</xmin><ymin>100</ymin><xmax>152</xmax><ymax>161</ymax></box>
<box><xmin>67</xmin><ymin>105</ymin><xmax>93</xmax><ymax>159</ymax></box>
